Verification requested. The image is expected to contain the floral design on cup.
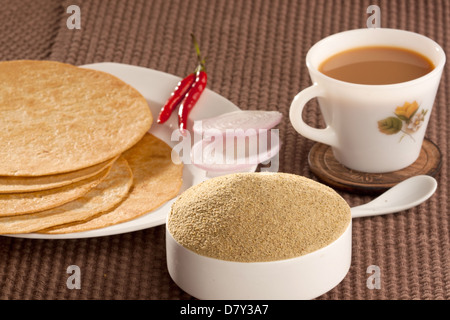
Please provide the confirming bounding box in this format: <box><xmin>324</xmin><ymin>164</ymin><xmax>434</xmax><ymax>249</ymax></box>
<box><xmin>378</xmin><ymin>101</ymin><xmax>428</xmax><ymax>141</ymax></box>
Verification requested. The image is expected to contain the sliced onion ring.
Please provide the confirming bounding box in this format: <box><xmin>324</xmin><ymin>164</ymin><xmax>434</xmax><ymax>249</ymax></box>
<box><xmin>190</xmin><ymin>129</ymin><xmax>280</xmax><ymax>172</ymax></box>
<box><xmin>193</xmin><ymin>110</ymin><xmax>282</xmax><ymax>136</ymax></box>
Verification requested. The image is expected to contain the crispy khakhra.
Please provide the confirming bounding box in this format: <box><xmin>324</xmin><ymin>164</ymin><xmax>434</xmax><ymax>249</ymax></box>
<box><xmin>0</xmin><ymin>157</ymin><xmax>133</xmax><ymax>234</ymax></box>
<box><xmin>0</xmin><ymin>164</ymin><xmax>112</xmax><ymax>216</ymax></box>
<box><xmin>0</xmin><ymin>60</ymin><xmax>152</xmax><ymax>177</ymax></box>
<box><xmin>41</xmin><ymin>133</ymin><xmax>183</xmax><ymax>234</ymax></box>
<box><xmin>0</xmin><ymin>156</ymin><xmax>119</xmax><ymax>194</ymax></box>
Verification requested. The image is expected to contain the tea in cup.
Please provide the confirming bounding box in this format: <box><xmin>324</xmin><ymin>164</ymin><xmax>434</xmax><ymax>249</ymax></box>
<box><xmin>289</xmin><ymin>28</ymin><xmax>445</xmax><ymax>173</ymax></box>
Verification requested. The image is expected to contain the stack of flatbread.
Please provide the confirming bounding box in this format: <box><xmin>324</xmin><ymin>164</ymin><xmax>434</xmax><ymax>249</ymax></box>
<box><xmin>0</xmin><ymin>60</ymin><xmax>183</xmax><ymax>234</ymax></box>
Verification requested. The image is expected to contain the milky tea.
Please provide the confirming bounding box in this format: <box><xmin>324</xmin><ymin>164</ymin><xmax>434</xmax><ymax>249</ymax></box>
<box><xmin>319</xmin><ymin>46</ymin><xmax>435</xmax><ymax>85</ymax></box>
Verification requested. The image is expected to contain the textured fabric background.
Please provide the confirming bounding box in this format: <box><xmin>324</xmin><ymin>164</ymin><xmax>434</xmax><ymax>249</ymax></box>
<box><xmin>0</xmin><ymin>0</ymin><xmax>448</xmax><ymax>300</ymax></box>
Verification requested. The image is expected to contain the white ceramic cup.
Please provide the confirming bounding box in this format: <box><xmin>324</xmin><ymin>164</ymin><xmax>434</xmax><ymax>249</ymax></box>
<box><xmin>289</xmin><ymin>28</ymin><xmax>445</xmax><ymax>173</ymax></box>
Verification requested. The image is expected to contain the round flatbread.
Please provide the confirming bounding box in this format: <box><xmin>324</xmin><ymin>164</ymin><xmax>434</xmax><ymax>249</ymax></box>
<box><xmin>0</xmin><ymin>164</ymin><xmax>112</xmax><ymax>216</ymax></box>
<box><xmin>0</xmin><ymin>60</ymin><xmax>152</xmax><ymax>176</ymax></box>
<box><xmin>42</xmin><ymin>133</ymin><xmax>183</xmax><ymax>234</ymax></box>
<box><xmin>0</xmin><ymin>156</ymin><xmax>119</xmax><ymax>194</ymax></box>
<box><xmin>0</xmin><ymin>157</ymin><xmax>133</xmax><ymax>234</ymax></box>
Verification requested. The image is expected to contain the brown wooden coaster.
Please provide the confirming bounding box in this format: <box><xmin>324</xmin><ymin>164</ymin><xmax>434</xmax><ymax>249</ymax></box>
<box><xmin>308</xmin><ymin>138</ymin><xmax>442</xmax><ymax>194</ymax></box>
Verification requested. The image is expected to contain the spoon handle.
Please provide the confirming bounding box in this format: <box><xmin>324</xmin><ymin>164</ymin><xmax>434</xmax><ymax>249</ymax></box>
<box><xmin>351</xmin><ymin>205</ymin><xmax>403</xmax><ymax>219</ymax></box>
<box><xmin>350</xmin><ymin>175</ymin><xmax>437</xmax><ymax>219</ymax></box>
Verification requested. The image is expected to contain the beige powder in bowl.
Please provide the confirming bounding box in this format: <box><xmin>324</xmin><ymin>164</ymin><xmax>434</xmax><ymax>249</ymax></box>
<box><xmin>168</xmin><ymin>172</ymin><xmax>351</xmax><ymax>262</ymax></box>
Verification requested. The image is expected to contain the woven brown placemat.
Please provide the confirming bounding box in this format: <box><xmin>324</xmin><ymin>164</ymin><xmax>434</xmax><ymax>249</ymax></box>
<box><xmin>0</xmin><ymin>0</ymin><xmax>448</xmax><ymax>300</ymax></box>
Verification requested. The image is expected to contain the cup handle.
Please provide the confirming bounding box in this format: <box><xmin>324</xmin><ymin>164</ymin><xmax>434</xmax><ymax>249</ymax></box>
<box><xmin>289</xmin><ymin>84</ymin><xmax>338</xmax><ymax>147</ymax></box>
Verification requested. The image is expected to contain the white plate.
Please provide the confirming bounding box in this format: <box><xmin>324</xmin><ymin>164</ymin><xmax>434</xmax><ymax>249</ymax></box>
<box><xmin>8</xmin><ymin>62</ymin><xmax>246</xmax><ymax>239</ymax></box>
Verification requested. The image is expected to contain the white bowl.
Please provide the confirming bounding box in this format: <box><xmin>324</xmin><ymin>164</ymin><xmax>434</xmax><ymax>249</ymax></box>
<box><xmin>165</xmin><ymin>221</ymin><xmax>352</xmax><ymax>300</ymax></box>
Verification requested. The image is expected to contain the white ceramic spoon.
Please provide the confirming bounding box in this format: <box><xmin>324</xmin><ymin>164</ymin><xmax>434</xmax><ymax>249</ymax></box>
<box><xmin>351</xmin><ymin>175</ymin><xmax>438</xmax><ymax>218</ymax></box>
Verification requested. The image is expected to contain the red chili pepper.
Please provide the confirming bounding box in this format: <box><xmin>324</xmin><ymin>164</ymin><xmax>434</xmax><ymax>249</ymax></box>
<box><xmin>178</xmin><ymin>70</ymin><xmax>207</xmax><ymax>135</ymax></box>
<box><xmin>156</xmin><ymin>34</ymin><xmax>207</xmax><ymax>130</ymax></box>
<box><xmin>157</xmin><ymin>73</ymin><xmax>196</xmax><ymax>124</ymax></box>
